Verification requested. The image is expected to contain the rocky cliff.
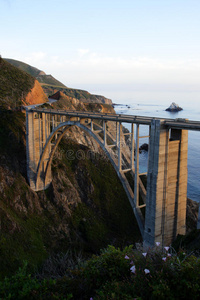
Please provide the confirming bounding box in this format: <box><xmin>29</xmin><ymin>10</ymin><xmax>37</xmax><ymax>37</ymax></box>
<box><xmin>24</xmin><ymin>80</ymin><xmax>47</xmax><ymax>105</ymax></box>
<box><xmin>49</xmin><ymin>89</ymin><xmax>112</xmax><ymax>105</ymax></box>
<box><xmin>0</xmin><ymin>58</ymin><xmax>48</xmax><ymax>109</ymax></box>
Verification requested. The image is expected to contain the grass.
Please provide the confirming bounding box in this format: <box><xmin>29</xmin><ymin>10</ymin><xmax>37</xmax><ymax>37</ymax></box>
<box><xmin>4</xmin><ymin>58</ymin><xmax>41</xmax><ymax>77</ymax></box>
<box><xmin>36</xmin><ymin>75</ymin><xmax>66</xmax><ymax>88</ymax></box>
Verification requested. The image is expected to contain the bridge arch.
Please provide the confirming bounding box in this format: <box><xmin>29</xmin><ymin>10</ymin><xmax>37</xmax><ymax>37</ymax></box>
<box><xmin>35</xmin><ymin>121</ymin><xmax>123</xmax><ymax>187</ymax></box>
<box><xmin>35</xmin><ymin>120</ymin><xmax>145</xmax><ymax>234</ymax></box>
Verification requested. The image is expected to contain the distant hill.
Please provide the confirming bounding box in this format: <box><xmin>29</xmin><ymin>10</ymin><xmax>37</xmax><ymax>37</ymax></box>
<box><xmin>4</xmin><ymin>58</ymin><xmax>42</xmax><ymax>77</ymax></box>
<box><xmin>4</xmin><ymin>58</ymin><xmax>67</xmax><ymax>89</ymax></box>
<box><xmin>49</xmin><ymin>88</ymin><xmax>112</xmax><ymax>105</ymax></box>
<box><xmin>4</xmin><ymin>58</ymin><xmax>112</xmax><ymax>105</ymax></box>
<box><xmin>37</xmin><ymin>74</ymin><xmax>67</xmax><ymax>88</ymax></box>
<box><xmin>0</xmin><ymin>57</ymin><xmax>48</xmax><ymax>108</ymax></box>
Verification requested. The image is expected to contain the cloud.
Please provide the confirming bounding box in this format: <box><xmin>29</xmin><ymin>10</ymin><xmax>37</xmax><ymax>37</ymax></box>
<box><xmin>77</xmin><ymin>49</ymin><xmax>90</xmax><ymax>57</ymax></box>
<box><xmin>59</xmin><ymin>52</ymin><xmax>200</xmax><ymax>86</ymax></box>
<box><xmin>18</xmin><ymin>50</ymin><xmax>200</xmax><ymax>92</ymax></box>
<box><xmin>24</xmin><ymin>52</ymin><xmax>47</xmax><ymax>66</ymax></box>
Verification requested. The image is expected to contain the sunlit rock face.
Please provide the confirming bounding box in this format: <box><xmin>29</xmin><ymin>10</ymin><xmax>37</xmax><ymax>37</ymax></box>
<box><xmin>24</xmin><ymin>80</ymin><xmax>48</xmax><ymax>105</ymax></box>
<box><xmin>166</xmin><ymin>102</ymin><xmax>183</xmax><ymax>112</ymax></box>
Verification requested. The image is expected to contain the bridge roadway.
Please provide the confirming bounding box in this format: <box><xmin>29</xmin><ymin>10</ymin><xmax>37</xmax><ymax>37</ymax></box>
<box><xmin>30</xmin><ymin>107</ymin><xmax>200</xmax><ymax>131</ymax></box>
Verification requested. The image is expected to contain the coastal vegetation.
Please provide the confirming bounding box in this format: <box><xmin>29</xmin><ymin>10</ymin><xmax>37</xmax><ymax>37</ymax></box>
<box><xmin>1</xmin><ymin>243</ymin><xmax>200</xmax><ymax>299</ymax></box>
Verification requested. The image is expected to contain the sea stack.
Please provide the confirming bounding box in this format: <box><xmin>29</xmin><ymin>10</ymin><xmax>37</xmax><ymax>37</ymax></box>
<box><xmin>166</xmin><ymin>102</ymin><xmax>183</xmax><ymax>112</ymax></box>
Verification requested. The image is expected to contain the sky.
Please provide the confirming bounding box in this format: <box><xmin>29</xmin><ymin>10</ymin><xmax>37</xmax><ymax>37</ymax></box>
<box><xmin>1</xmin><ymin>0</ymin><xmax>200</xmax><ymax>104</ymax></box>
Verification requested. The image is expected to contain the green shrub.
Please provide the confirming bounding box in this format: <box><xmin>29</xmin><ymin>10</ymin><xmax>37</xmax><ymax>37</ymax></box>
<box><xmin>81</xmin><ymin>245</ymin><xmax>133</xmax><ymax>289</ymax></box>
<box><xmin>74</xmin><ymin>244</ymin><xmax>200</xmax><ymax>299</ymax></box>
<box><xmin>1</xmin><ymin>245</ymin><xmax>200</xmax><ymax>300</ymax></box>
<box><xmin>0</xmin><ymin>261</ymin><xmax>72</xmax><ymax>300</ymax></box>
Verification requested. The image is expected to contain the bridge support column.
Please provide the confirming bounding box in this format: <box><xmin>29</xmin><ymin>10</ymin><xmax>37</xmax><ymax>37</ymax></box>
<box><xmin>134</xmin><ymin>124</ymin><xmax>139</xmax><ymax>207</ymax></box>
<box><xmin>26</xmin><ymin>111</ymin><xmax>51</xmax><ymax>191</ymax></box>
<box><xmin>144</xmin><ymin>120</ymin><xmax>188</xmax><ymax>247</ymax></box>
<box><xmin>103</xmin><ymin>120</ymin><xmax>107</xmax><ymax>147</ymax></box>
<box><xmin>131</xmin><ymin>123</ymin><xmax>134</xmax><ymax>171</ymax></box>
<box><xmin>26</xmin><ymin>110</ymin><xmax>36</xmax><ymax>190</ymax></box>
<box><xmin>118</xmin><ymin>122</ymin><xmax>122</xmax><ymax>171</ymax></box>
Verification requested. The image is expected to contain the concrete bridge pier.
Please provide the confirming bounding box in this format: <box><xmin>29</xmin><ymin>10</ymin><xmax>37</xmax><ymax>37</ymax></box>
<box><xmin>144</xmin><ymin>119</ymin><xmax>188</xmax><ymax>247</ymax></box>
<box><xmin>26</xmin><ymin>111</ymin><xmax>52</xmax><ymax>190</ymax></box>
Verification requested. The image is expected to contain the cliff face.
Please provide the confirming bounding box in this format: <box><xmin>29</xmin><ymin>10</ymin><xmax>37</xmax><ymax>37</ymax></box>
<box><xmin>92</xmin><ymin>94</ymin><xmax>112</xmax><ymax>105</ymax></box>
<box><xmin>49</xmin><ymin>90</ymin><xmax>112</xmax><ymax>105</ymax></box>
<box><xmin>186</xmin><ymin>198</ymin><xmax>199</xmax><ymax>233</ymax></box>
<box><xmin>80</xmin><ymin>93</ymin><xmax>112</xmax><ymax>105</ymax></box>
<box><xmin>24</xmin><ymin>80</ymin><xmax>47</xmax><ymax>105</ymax></box>
<box><xmin>0</xmin><ymin>58</ymin><xmax>48</xmax><ymax>109</ymax></box>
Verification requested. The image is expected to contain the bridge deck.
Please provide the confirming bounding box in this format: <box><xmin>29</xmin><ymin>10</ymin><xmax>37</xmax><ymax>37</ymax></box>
<box><xmin>29</xmin><ymin>107</ymin><xmax>200</xmax><ymax>130</ymax></box>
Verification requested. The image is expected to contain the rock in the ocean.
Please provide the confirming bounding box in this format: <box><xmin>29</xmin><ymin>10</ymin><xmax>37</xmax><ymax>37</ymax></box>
<box><xmin>139</xmin><ymin>143</ymin><xmax>148</xmax><ymax>152</ymax></box>
<box><xmin>166</xmin><ymin>102</ymin><xmax>183</xmax><ymax>112</ymax></box>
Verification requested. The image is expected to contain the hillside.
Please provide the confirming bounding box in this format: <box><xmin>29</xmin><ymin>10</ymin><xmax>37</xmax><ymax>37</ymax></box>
<box><xmin>37</xmin><ymin>74</ymin><xmax>67</xmax><ymax>88</ymax></box>
<box><xmin>0</xmin><ymin>58</ymin><xmax>48</xmax><ymax>108</ymax></box>
<box><xmin>0</xmin><ymin>72</ymin><xmax>142</xmax><ymax>279</ymax></box>
<box><xmin>4</xmin><ymin>58</ymin><xmax>43</xmax><ymax>78</ymax></box>
<box><xmin>4</xmin><ymin>58</ymin><xmax>67</xmax><ymax>89</ymax></box>
<box><xmin>4</xmin><ymin>58</ymin><xmax>112</xmax><ymax>104</ymax></box>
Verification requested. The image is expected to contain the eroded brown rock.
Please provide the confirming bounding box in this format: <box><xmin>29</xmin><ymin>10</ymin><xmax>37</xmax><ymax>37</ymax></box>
<box><xmin>24</xmin><ymin>80</ymin><xmax>48</xmax><ymax>105</ymax></box>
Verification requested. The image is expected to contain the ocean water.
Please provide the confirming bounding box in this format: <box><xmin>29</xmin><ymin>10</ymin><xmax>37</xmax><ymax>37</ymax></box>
<box><xmin>114</xmin><ymin>101</ymin><xmax>200</xmax><ymax>203</ymax></box>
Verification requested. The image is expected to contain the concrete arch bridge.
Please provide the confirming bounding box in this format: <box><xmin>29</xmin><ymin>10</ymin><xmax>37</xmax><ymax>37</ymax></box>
<box><xmin>26</xmin><ymin>108</ymin><xmax>200</xmax><ymax>247</ymax></box>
